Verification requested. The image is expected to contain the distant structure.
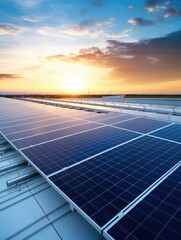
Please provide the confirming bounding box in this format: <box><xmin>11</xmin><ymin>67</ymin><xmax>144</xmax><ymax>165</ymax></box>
<box><xmin>102</xmin><ymin>95</ymin><xmax>125</xmax><ymax>99</ymax></box>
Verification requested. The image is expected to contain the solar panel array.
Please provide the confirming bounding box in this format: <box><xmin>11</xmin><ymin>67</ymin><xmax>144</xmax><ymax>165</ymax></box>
<box><xmin>105</xmin><ymin>166</ymin><xmax>181</xmax><ymax>240</ymax></box>
<box><xmin>0</xmin><ymin>97</ymin><xmax>180</xmax><ymax>239</ymax></box>
<box><xmin>49</xmin><ymin>136</ymin><xmax>181</xmax><ymax>228</ymax></box>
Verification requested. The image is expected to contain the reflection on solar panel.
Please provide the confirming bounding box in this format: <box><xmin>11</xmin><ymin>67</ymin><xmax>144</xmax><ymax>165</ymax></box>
<box><xmin>0</xmin><ymin>112</ymin><xmax>49</xmax><ymax>123</ymax></box>
<box><xmin>97</xmin><ymin>115</ymin><xmax>137</xmax><ymax>125</ymax></box>
<box><xmin>106</xmin><ymin>166</ymin><xmax>181</xmax><ymax>240</ymax></box>
<box><xmin>88</xmin><ymin>112</ymin><xmax>120</xmax><ymax>121</ymax></box>
<box><xmin>1</xmin><ymin>116</ymin><xmax>74</xmax><ymax>134</ymax></box>
<box><xmin>151</xmin><ymin>124</ymin><xmax>181</xmax><ymax>143</ymax></box>
<box><xmin>0</xmin><ymin>114</ymin><xmax>60</xmax><ymax>129</ymax></box>
<box><xmin>113</xmin><ymin>117</ymin><xmax>170</xmax><ymax>133</ymax></box>
<box><xmin>12</xmin><ymin>122</ymin><xmax>101</xmax><ymax>149</ymax></box>
<box><xmin>72</xmin><ymin>112</ymin><xmax>101</xmax><ymax>119</ymax></box>
<box><xmin>21</xmin><ymin>126</ymin><xmax>139</xmax><ymax>175</ymax></box>
<box><xmin>49</xmin><ymin>136</ymin><xmax>181</xmax><ymax>228</ymax></box>
<box><xmin>6</xmin><ymin>119</ymin><xmax>85</xmax><ymax>141</ymax></box>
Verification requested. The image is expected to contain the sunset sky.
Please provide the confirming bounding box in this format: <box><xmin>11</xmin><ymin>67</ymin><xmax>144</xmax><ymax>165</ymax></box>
<box><xmin>0</xmin><ymin>0</ymin><xmax>181</xmax><ymax>94</ymax></box>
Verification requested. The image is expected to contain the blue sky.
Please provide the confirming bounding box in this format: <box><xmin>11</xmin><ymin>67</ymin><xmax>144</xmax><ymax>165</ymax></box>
<box><xmin>0</xmin><ymin>0</ymin><xmax>181</xmax><ymax>94</ymax></box>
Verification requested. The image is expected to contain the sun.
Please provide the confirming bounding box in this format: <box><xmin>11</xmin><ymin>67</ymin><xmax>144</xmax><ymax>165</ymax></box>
<box><xmin>64</xmin><ymin>77</ymin><xmax>84</xmax><ymax>93</ymax></box>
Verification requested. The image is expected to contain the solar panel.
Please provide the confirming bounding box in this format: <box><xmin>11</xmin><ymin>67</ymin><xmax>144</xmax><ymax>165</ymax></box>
<box><xmin>6</xmin><ymin>119</ymin><xmax>85</xmax><ymax>141</ymax></box>
<box><xmin>1</xmin><ymin>116</ymin><xmax>74</xmax><ymax>134</ymax></box>
<box><xmin>0</xmin><ymin>112</ymin><xmax>51</xmax><ymax>124</ymax></box>
<box><xmin>21</xmin><ymin>126</ymin><xmax>139</xmax><ymax>175</ymax></box>
<box><xmin>49</xmin><ymin>136</ymin><xmax>181</xmax><ymax>229</ymax></box>
<box><xmin>0</xmin><ymin>112</ymin><xmax>50</xmax><ymax>123</ymax></box>
<box><xmin>71</xmin><ymin>112</ymin><xmax>101</xmax><ymax>119</ymax></box>
<box><xmin>113</xmin><ymin>117</ymin><xmax>170</xmax><ymax>133</ymax></box>
<box><xmin>87</xmin><ymin>112</ymin><xmax>120</xmax><ymax>121</ymax></box>
<box><xmin>97</xmin><ymin>115</ymin><xmax>137</xmax><ymax>125</ymax></box>
<box><xmin>12</xmin><ymin>122</ymin><xmax>102</xmax><ymax>149</ymax></box>
<box><xmin>0</xmin><ymin>114</ymin><xmax>63</xmax><ymax>129</ymax></box>
<box><xmin>151</xmin><ymin>124</ymin><xmax>181</xmax><ymax>143</ymax></box>
<box><xmin>105</xmin><ymin>166</ymin><xmax>181</xmax><ymax>240</ymax></box>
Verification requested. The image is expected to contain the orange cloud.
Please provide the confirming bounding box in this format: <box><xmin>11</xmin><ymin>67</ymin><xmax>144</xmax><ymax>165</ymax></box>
<box><xmin>46</xmin><ymin>30</ymin><xmax>181</xmax><ymax>86</ymax></box>
<box><xmin>0</xmin><ymin>74</ymin><xmax>20</xmax><ymax>80</ymax></box>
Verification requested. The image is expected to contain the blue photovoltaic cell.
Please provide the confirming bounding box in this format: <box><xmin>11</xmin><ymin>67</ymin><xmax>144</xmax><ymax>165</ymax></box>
<box><xmin>12</xmin><ymin>122</ymin><xmax>101</xmax><ymax>149</ymax></box>
<box><xmin>0</xmin><ymin>114</ymin><xmax>60</xmax><ymax>129</ymax></box>
<box><xmin>73</xmin><ymin>112</ymin><xmax>101</xmax><ymax>119</ymax></box>
<box><xmin>21</xmin><ymin>126</ymin><xmax>139</xmax><ymax>175</ymax></box>
<box><xmin>151</xmin><ymin>124</ymin><xmax>181</xmax><ymax>143</ymax></box>
<box><xmin>106</xmin><ymin>167</ymin><xmax>181</xmax><ymax>240</ymax></box>
<box><xmin>0</xmin><ymin>112</ymin><xmax>48</xmax><ymax>123</ymax></box>
<box><xmin>49</xmin><ymin>136</ymin><xmax>181</xmax><ymax>228</ymax></box>
<box><xmin>88</xmin><ymin>113</ymin><xmax>120</xmax><ymax>121</ymax></box>
<box><xmin>6</xmin><ymin>119</ymin><xmax>85</xmax><ymax>141</ymax></box>
<box><xmin>113</xmin><ymin>117</ymin><xmax>170</xmax><ymax>134</ymax></box>
<box><xmin>1</xmin><ymin>117</ymin><xmax>74</xmax><ymax>134</ymax></box>
<box><xmin>98</xmin><ymin>115</ymin><xmax>136</xmax><ymax>125</ymax></box>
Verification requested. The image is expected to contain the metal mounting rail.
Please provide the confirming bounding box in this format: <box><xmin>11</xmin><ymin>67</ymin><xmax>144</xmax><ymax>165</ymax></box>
<box><xmin>0</xmin><ymin>161</ymin><xmax>27</xmax><ymax>173</ymax></box>
<box><xmin>6</xmin><ymin>171</ymin><xmax>39</xmax><ymax>187</ymax></box>
<box><xmin>58</xmin><ymin>98</ymin><xmax>181</xmax><ymax>116</ymax></box>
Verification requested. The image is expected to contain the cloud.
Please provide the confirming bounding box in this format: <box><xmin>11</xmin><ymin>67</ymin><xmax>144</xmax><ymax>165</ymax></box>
<box><xmin>106</xmin><ymin>29</ymin><xmax>132</xmax><ymax>39</ymax></box>
<box><xmin>88</xmin><ymin>0</ymin><xmax>106</xmax><ymax>8</ymax></box>
<box><xmin>64</xmin><ymin>18</ymin><xmax>114</xmax><ymax>37</ymax></box>
<box><xmin>79</xmin><ymin>18</ymin><xmax>110</xmax><ymax>28</ymax></box>
<box><xmin>0</xmin><ymin>74</ymin><xmax>20</xmax><ymax>80</ymax></box>
<box><xmin>0</xmin><ymin>23</ymin><xmax>25</xmax><ymax>35</ymax></box>
<box><xmin>37</xmin><ymin>26</ymin><xmax>62</xmax><ymax>36</ymax></box>
<box><xmin>22</xmin><ymin>16</ymin><xmax>39</xmax><ymax>23</ymax></box>
<box><xmin>163</xmin><ymin>7</ymin><xmax>181</xmax><ymax>17</ymax></box>
<box><xmin>128</xmin><ymin>6</ymin><xmax>134</xmax><ymax>11</ymax></box>
<box><xmin>128</xmin><ymin>18</ymin><xmax>154</xmax><ymax>26</ymax></box>
<box><xmin>46</xmin><ymin>29</ymin><xmax>181</xmax><ymax>84</ymax></box>
<box><xmin>144</xmin><ymin>0</ymin><xmax>168</xmax><ymax>12</ymax></box>
<box><xmin>37</xmin><ymin>18</ymin><xmax>114</xmax><ymax>37</ymax></box>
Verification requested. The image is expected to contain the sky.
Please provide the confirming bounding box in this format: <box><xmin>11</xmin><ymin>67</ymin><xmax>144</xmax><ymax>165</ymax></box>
<box><xmin>0</xmin><ymin>0</ymin><xmax>181</xmax><ymax>94</ymax></box>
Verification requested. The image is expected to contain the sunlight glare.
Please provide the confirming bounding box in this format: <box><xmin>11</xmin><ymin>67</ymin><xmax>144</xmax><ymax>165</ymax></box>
<box><xmin>64</xmin><ymin>77</ymin><xmax>84</xmax><ymax>93</ymax></box>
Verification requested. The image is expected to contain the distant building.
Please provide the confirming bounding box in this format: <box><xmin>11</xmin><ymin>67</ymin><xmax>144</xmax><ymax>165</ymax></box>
<box><xmin>102</xmin><ymin>95</ymin><xmax>125</xmax><ymax>99</ymax></box>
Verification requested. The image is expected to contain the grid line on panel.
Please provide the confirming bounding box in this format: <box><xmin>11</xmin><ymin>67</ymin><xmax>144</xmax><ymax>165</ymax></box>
<box><xmin>97</xmin><ymin>115</ymin><xmax>138</xmax><ymax>125</ymax></box>
<box><xmin>0</xmin><ymin>115</ymin><xmax>58</xmax><ymax>128</ymax></box>
<box><xmin>6</xmin><ymin>119</ymin><xmax>86</xmax><ymax>141</ymax></box>
<box><xmin>106</xmin><ymin>167</ymin><xmax>181</xmax><ymax>240</ymax></box>
<box><xmin>88</xmin><ymin>113</ymin><xmax>123</xmax><ymax>122</ymax></box>
<box><xmin>151</xmin><ymin>124</ymin><xmax>181</xmax><ymax>143</ymax></box>
<box><xmin>113</xmin><ymin>117</ymin><xmax>171</xmax><ymax>134</ymax></box>
<box><xmin>1</xmin><ymin>116</ymin><xmax>75</xmax><ymax>134</ymax></box>
<box><xmin>0</xmin><ymin>112</ymin><xmax>52</xmax><ymax>124</ymax></box>
<box><xmin>49</xmin><ymin>136</ymin><xmax>181</xmax><ymax>229</ymax></box>
<box><xmin>12</xmin><ymin>122</ymin><xmax>102</xmax><ymax>149</ymax></box>
<box><xmin>21</xmin><ymin>126</ymin><xmax>139</xmax><ymax>175</ymax></box>
<box><xmin>0</xmin><ymin>115</ymin><xmax>67</xmax><ymax>130</ymax></box>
